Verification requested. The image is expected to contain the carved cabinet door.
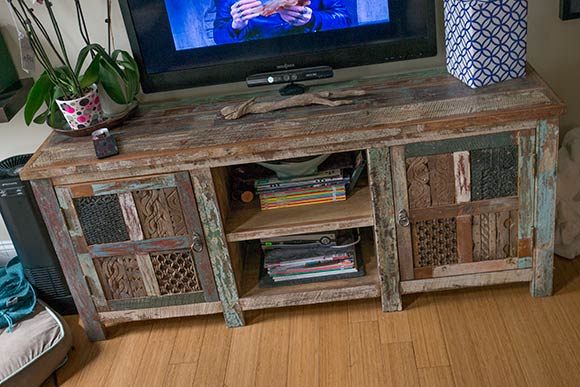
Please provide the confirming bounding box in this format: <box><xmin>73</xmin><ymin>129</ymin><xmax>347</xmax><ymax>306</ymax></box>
<box><xmin>55</xmin><ymin>172</ymin><xmax>219</xmax><ymax>312</ymax></box>
<box><xmin>391</xmin><ymin>131</ymin><xmax>536</xmax><ymax>281</ymax></box>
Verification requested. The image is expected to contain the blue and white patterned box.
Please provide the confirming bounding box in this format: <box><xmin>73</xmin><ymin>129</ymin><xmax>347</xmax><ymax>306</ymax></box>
<box><xmin>444</xmin><ymin>0</ymin><xmax>528</xmax><ymax>88</ymax></box>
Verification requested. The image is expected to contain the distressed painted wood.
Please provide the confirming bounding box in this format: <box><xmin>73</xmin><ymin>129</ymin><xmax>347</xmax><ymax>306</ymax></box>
<box><xmin>175</xmin><ymin>171</ymin><xmax>220</xmax><ymax>302</ymax></box>
<box><xmin>30</xmin><ymin>179</ymin><xmax>107</xmax><ymax>341</ymax></box>
<box><xmin>496</xmin><ymin>211</ymin><xmax>512</xmax><ymax>259</ymax></box>
<box><xmin>107</xmin><ymin>291</ymin><xmax>206</xmax><ymax>311</ymax></box>
<box><xmin>518</xmin><ymin>130</ymin><xmax>536</xmax><ymax>258</ymax></box>
<box><xmin>405</xmin><ymin>131</ymin><xmax>516</xmax><ymax>158</ymax></box>
<box><xmin>531</xmin><ymin>120</ymin><xmax>559</xmax><ymax>297</ymax></box>
<box><xmin>20</xmin><ymin>67</ymin><xmax>564</xmax><ymax>184</ymax></box>
<box><xmin>192</xmin><ymin>169</ymin><xmax>245</xmax><ymax>327</ymax></box>
<box><xmin>391</xmin><ymin>146</ymin><xmax>414</xmax><ymax>281</ymax></box>
<box><xmin>412</xmin><ymin>257</ymin><xmax>532</xmax><ymax>279</ymax></box>
<box><xmin>453</xmin><ymin>151</ymin><xmax>471</xmax><ymax>203</ymax></box>
<box><xmin>70</xmin><ymin>175</ymin><xmax>177</xmax><ymax>198</ymax></box>
<box><xmin>368</xmin><ymin>147</ymin><xmax>402</xmax><ymax>311</ymax></box>
<box><xmin>410</xmin><ymin>196</ymin><xmax>519</xmax><ymax>222</ymax></box>
<box><xmin>135</xmin><ymin>254</ymin><xmax>161</xmax><ymax>297</ymax></box>
<box><xmin>88</xmin><ymin>236</ymin><xmax>191</xmax><ymax>257</ymax></box>
<box><xmin>99</xmin><ymin>302</ymin><xmax>223</xmax><ymax>324</ymax></box>
<box><xmin>55</xmin><ymin>187</ymin><xmax>110</xmax><ymax>311</ymax></box>
<box><xmin>400</xmin><ymin>269</ymin><xmax>533</xmax><ymax>294</ymax></box>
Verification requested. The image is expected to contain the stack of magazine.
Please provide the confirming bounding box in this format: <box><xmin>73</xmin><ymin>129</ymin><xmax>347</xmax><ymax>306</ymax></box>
<box><xmin>259</xmin><ymin>230</ymin><xmax>365</xmax><ymax>287</ymax></box>
<box><xmin>254</xmin><ymin>151</ymin><xmax>366</xmax><ymax>211</ymax></box>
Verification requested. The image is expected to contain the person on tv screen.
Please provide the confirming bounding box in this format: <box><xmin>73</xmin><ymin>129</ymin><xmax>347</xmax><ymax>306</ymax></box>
<box><xmin>214</xmin><ymin>0</ymin><xmax>352</xmax><ymax>44</ymax></box>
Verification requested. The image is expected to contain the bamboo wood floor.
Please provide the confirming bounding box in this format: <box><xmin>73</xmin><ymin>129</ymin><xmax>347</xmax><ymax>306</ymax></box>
<box><xmin>48</xmin><ymin>256</ymin><xmax>580</xmax><ymax>387</ymax></box>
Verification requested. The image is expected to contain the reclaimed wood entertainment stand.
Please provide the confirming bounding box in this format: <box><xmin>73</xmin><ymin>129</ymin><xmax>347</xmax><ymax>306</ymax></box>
<box><xmin>20</xmin><ymin>66</ymin><xmax>565</xmax><ymax>341</ymax></box>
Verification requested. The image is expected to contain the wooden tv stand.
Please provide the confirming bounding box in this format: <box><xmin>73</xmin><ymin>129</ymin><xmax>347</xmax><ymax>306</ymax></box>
<box><xmin>20</xmin><ymin>66</ymin><xmax>565</xmax><ymax>341</ymax></box>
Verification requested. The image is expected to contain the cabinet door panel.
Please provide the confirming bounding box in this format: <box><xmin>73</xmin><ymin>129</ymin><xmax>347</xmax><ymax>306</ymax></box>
<box><xmin>57</xmin><ymin>171</ymin><xmax>218</xmax><ymax>312</ymax></box>
<box><xmin>394</xmin><ymin>131</ymin><xmax>535</xmax><ymax>281</ymax></box>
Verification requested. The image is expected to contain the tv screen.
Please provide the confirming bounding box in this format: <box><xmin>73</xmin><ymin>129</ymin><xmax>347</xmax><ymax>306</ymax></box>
<box><xmin>120</xmin><ymin>0</ymin><xmax>436</xmax><ymax>92</ymax></box>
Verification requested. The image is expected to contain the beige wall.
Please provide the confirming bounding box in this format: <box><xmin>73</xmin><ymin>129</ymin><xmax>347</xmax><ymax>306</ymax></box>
<box><xmin>0</xmin><ymin>0</ymin><xmax>578</xmax><ymax>240</ymax></box>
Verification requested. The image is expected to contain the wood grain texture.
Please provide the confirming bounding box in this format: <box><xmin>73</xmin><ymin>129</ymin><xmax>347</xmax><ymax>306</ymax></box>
<box><xmin>174</xmin><ymin>171</ymin><xmax>219</xmax><ymax>302</ymax></box>
<box><xmin>427</xmin><ymin>153</ymin><xmax>455</xmax><ymax>206</ymax></box>
<box><xmin>368</xmin><ymin>147</ymin><xmax>402</xmax><ymax>311</ymax></box>
<box><xmin>531</xmin><ymin>120</ymin><xmax>559</xmax><ymax>297</ymax></box>
<box><xmin>98</xmin><ymin>301</ymin><xmax>222</xmax><ymax>324</ymax></box>
<box><xmin>413</xmin><ymin>257</ymin><xmax>532</xmax><ymax>279</ymax></box>
<box><xmin>400</xmin><ymin>269</ymin><xmax>532</xmax><ymax>294</ymax></box>
<box><xmin>410</xmin><ymin>196</ymin><xmax>519</xmax><ymax>222</ymax></box>
<box><xmin>51</xmin><ymin>257</ymin><xmax>580</xmax><ymax>387</ymax></box>
<box><xmin>453</xmin><ymin>151</ymin><xmax>471</xmax><ymax>203</ymax></box>
<box><xmin>21</xmin><ymin>66</ymin><xmax>564</xmax><ymax>183</ymax></box>
<box><xmin>391</xmin><ymin>146</ymin><xmax>414</xmax><ymax>281</ymax></box>
<box><xmin>192</xmin><ymin>168</ymin><xmax>245</xmax><ymax>327</ymax></box>
<box><xmin>225</xmin><ymin>184</ymin><xmax>373</xmax><ymax>242</ymax></box>
<box><xmin>456</xmin><ymin>215</ymin><xmax>473</xmax><ymax>263</ymax></box>
<box><xmin>31</xmin><ymin>179</ymin><xmax>106</xmax><ymax>341</ymax></box>
<box><xmin>518</xmin><ymin>130</ymin><xmax>536</xmax><ymax>257</ymax></box>
<box><xmin>406</xmin><ymin>156</ymin><xmax>431</xmax><ymax>209</ymax></box>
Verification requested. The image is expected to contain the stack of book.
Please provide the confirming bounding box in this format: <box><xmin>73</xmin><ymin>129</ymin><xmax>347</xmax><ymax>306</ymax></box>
<box><xmin>254</xmin><ymin>168</ymin><xmax>349</xmax><ymax>210</ymax></box>
<box><xmin>259</xmin><ymin>231</ymin><xmax>364</xmax><ymax>287</ymax></box>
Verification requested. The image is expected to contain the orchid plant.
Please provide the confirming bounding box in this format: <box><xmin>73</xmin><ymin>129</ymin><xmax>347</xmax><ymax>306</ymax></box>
<box><xmin>6</xmin><ymin>0</ymin><xmax>139</xmax><ymax>126</ymax></box>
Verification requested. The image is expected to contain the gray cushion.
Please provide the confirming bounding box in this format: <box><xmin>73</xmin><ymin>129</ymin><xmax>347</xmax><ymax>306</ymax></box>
<box><xmin>0</xmin><ymin>301</ymin><xmax>72</xmax><ymax>387</ymax></box>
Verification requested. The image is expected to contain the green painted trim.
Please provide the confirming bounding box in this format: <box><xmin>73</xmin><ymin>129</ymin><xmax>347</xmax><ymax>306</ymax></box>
<box><xmin>518</xmin><ymin>132</ymin><xmax>536</xmax><ymax>242</ymax></box>
<box><xmin>192</xmin><ymin>169</ymin><xmax>245</xmax><ymax>327</ymax></box>
<box><xmin>405</xmin><ymin>131</ymin><xmax>515</xmax><ymax>158</ymax></box>
<box><xmin>108</xmin><ymin>292</ymin><xmax>206</xmax><ymax>311</ymax></box>
<box><xmin>368</xmin><ymin>147</ymin><xmax>402</xmax><ymax>312</ymax></box>
<box><xmin>531</xmin><ymin>120</ymin><xmax>558</xmax><ymax>297</ymax></box>
<box><xmin>91</xmin><ymin>175</ymin><xmax>176</xmax><ymax>196</ymax></box>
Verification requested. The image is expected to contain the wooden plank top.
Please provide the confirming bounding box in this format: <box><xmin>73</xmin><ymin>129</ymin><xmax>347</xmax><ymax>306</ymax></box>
<box><xmin>20</xmin><ymin>66</ymin><xmax>565</xmax><ymax>182</ymax></box>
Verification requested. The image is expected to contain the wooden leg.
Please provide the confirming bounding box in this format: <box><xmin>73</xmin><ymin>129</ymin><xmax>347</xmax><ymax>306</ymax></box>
<box><xmin>30</xmin><ymin>179</ymin><xmax>107</xmax><ymax>341</ymax></box>
<box><xmin>191</xmin><ymin>170</ymin><xmax>246</xmax><ymax>327</ymax></box>
<box><xmin>368</xmin><ymin>147</ymin><xmax>402</xmax><ymax>312</ymax></box>
<box><xmin>531</xmin><ymin>120</ymin><xmax>559</xmax><ymax>297</ymax></box>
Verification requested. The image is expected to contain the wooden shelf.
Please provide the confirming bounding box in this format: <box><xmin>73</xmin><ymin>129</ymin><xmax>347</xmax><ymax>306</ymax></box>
<box><xmin>225</xmin><ymin>184</ymin><xmax>374</xmax><ymax>242</ymax></box>
<box><xmin>238</xmin><ymin>230</ymin><xmax>380</xmax><ymax>311</ymax></box>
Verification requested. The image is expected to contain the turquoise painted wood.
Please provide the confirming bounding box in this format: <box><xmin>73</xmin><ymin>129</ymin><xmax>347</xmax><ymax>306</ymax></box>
<box><xmin>518</xmin><ymin>130</ymin><xmax>536</xmax><ymax>257</ymax></box>
<box><xmin>405</xmin><ymin>131</ymin><xmax>515</xmax><ymax>158</ymax></box>
<box><xmin>191</xmin><ymin>169</ymin><xmax>245</xmax><ymax>327</ymax></box>
<box><xmin>367</xmin><ymin>147</ymin><xmax>402</xmax><ymax>311</ymax></box>
<box><xmin>30</xmin><ymin>179</ymin><xmax>107</xmax><ymax>340</ymax></box>
<box><xmin>90</xmin><ymin>175</ymin><xmax>177</xmax><ymax>196</ymax></box>
<box><xmin>531</xmin><ymin>120</ymin><xmax>559</xmax><ymax>297</ymax></box>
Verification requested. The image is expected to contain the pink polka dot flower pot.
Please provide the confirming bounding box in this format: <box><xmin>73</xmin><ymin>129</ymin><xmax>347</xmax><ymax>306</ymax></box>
<box><xmin>55</xmin><ymin>85</ymin><xmax>104</xmax><ymax>130</ymax></box>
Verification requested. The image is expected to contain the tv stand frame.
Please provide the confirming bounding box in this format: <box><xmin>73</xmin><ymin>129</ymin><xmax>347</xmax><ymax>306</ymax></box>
<box><xmin>20</xmin><ymin>66</ymin><xmax>565</xmax><ymax>340</ymax></box>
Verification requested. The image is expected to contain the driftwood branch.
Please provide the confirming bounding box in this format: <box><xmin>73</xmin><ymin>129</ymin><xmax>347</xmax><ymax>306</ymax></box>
<box><xmin>220</xmin><ymin>90</ymin><xmax>366</xmax><ymax>120</ymax></box>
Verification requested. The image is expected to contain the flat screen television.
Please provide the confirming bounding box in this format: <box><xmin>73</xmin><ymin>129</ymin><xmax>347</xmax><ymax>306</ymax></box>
<box><xmin>119</xmin><ymin>0</ymin><xmax>437</xmax><ymax>93</ymax></box>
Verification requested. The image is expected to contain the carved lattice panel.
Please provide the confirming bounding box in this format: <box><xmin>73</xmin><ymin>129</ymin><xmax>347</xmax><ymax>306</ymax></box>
<box><xmin>133</xmin><ymin>188</ymin><xmax>188</xmax><ymax>239</ymax></box>
<box><xmin>93</xmin><ymin>256</ymin><xmax>147</xmax><ymax>300</ymax></box>
<box><xmin>407</xmin><ymin>155</ymin><xmax>455</xmax><ymax>209</ymax></box>
<box><xmin>471</xmin><ymin>145</ymin><xmax>518</xmax><ymax>201</ymax></box>
<box><xmin>150</xmin><ymin>250</ymin><xmax>202</xmax><ymax>295</ymax></box>
<box><xmin>412</xmin><ymin>218</ymin><xmax>458</xmax><ymax>268</ymax></box>
<box><xmin>74</xmin><ymin>194</ymin><xmax>130</xmax><ymax>245</ymax></box>
<box><xmin>473</xmin><ymin>211</ymin><xmax>519</xmax><ymax>261</ymax></box>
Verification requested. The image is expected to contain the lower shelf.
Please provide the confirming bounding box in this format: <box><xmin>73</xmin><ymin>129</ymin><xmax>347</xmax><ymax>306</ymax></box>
<box><xmin>238</xmin><ymin>230</ymin><xmax>380</xmax><ymax>311</ymax></box>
